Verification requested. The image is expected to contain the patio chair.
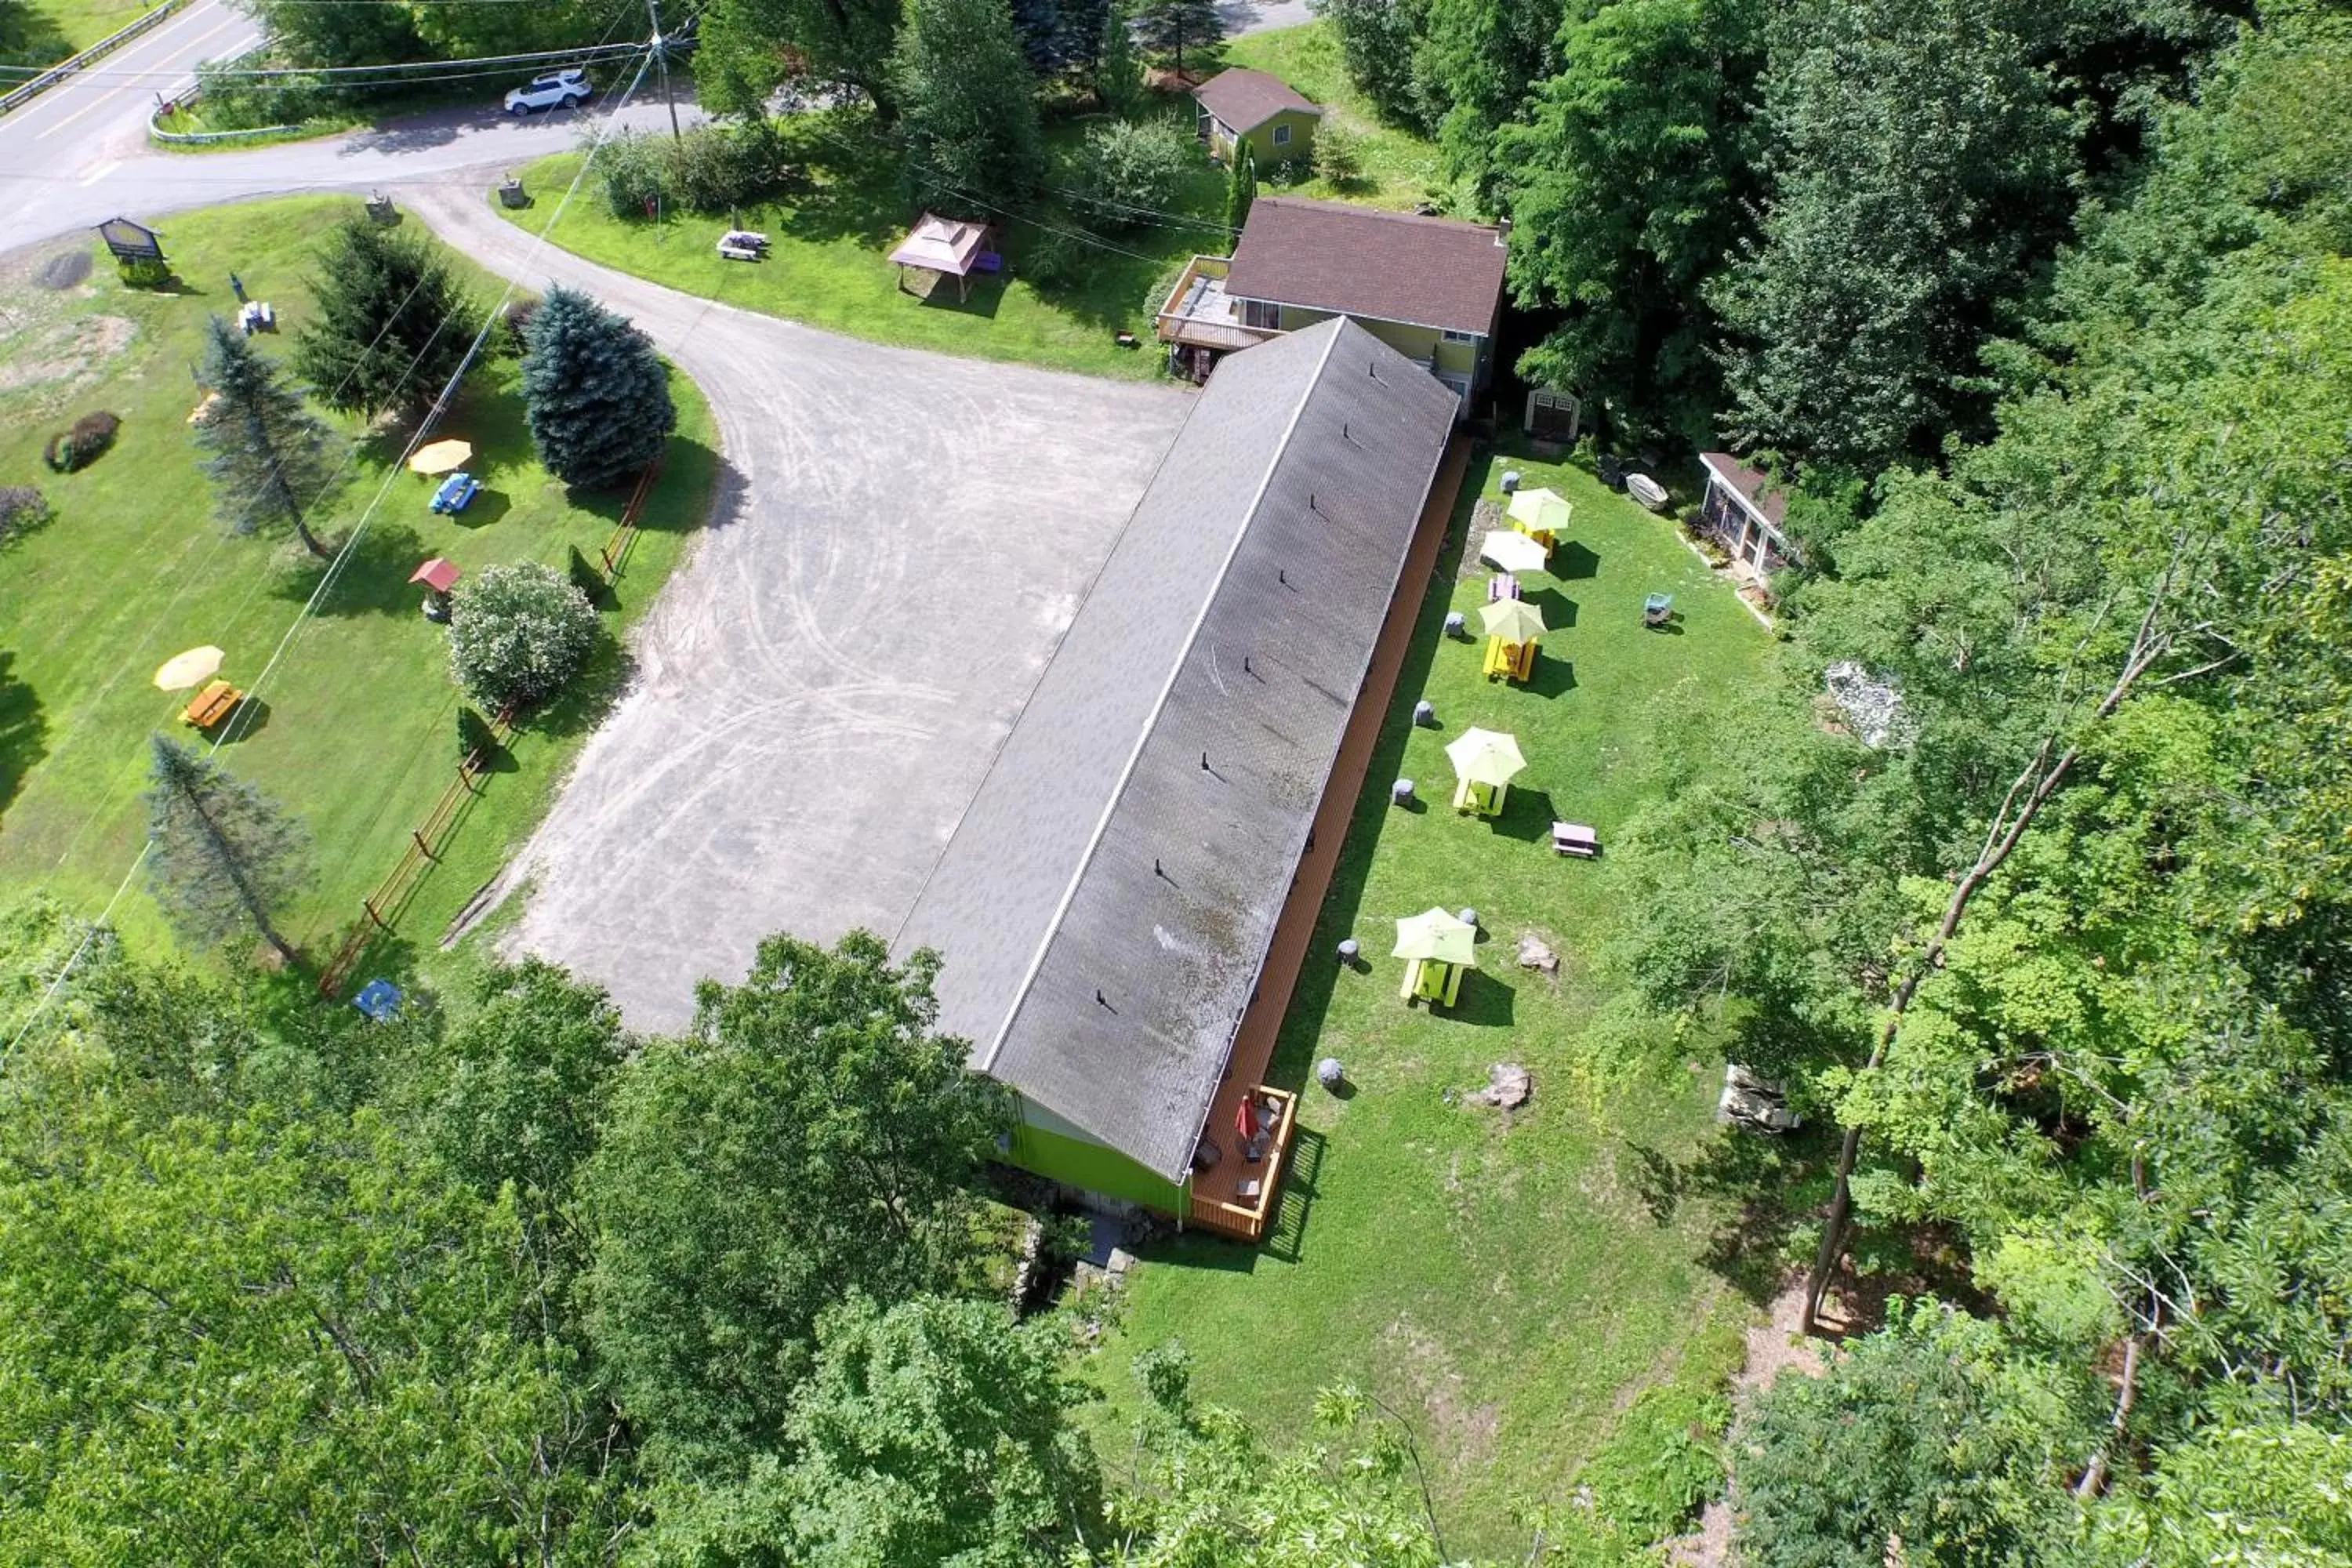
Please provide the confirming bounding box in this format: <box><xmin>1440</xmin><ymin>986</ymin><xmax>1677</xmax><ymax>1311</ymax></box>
<box><xmin>1644</xmin><ymin>592</ymin><xmax>1674</xmax><ymax>627</ymax></box>
<box><xmin>1486</xmin><ymin>573</ymin><xmax>1523</xmax><ymax>603</ymax></box>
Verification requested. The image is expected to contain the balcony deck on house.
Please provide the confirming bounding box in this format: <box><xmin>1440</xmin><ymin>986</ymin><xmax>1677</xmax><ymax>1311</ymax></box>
<box><xmin>1156</xmin><ymin>255</ymin><xmax>1276</xmax><ymax>354</ymax></box>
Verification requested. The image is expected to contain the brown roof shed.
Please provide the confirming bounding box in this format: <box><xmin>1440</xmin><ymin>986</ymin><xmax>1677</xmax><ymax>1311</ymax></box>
<box><xmin>1192</xmin><ymin>67</ymin><xmax>1322</xmax><ymax>134</ymax></box>
<box><xmin>1222</xmin><ymin>197</ymin><xmax>1508</xmax><ymax>339</ymax></box>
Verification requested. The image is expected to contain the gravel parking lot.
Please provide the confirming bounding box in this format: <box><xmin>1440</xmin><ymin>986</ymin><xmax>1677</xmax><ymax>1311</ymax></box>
<box><xmin>412</xmin><ymin>190</ymin><xmax>1194</xmax><ymax>1029</ymax></box>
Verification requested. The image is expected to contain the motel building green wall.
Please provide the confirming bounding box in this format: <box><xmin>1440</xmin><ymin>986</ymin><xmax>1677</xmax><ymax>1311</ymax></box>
<box><xmin>1004</xmin><ymin>1096</ymin><xmax>1189</xmax><ymax>1218</ymax></box>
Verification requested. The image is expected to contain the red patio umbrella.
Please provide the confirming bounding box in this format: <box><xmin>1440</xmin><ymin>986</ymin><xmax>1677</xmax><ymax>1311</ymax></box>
<box><xmin>408</xmin><ymin>557</ymin><xmax>462</xmax><ymax>593</ymax></box>
<box><xmin>1234</xmin><ymin>1098</ymin><xmax>1254</xmax><ymax>1142</ymax></box>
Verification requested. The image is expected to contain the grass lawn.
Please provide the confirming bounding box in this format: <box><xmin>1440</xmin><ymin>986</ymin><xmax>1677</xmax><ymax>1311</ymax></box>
<box><xmin>1080</xmin><ymin>448</ymin><xmax>1791</xmax><ymax>1554</ymax></box>
<box><xmin>0</xmin><ymin>196</ymin><xmax>717</xmax><ymax>985</ymax></box>
<box><xmin>1</xmin><ymin>0</ymin><xmax>155</xmax><ymax>65</ymax></box>
<box><xmin>495</xmin><ymin>104</ymin><xmax>1234</xmax><ymax>381</ymax></box>
<box><xmin>1223</xmin><ymin>22</ymin><xmax>1453</xmax><ymax>213</ymax></box>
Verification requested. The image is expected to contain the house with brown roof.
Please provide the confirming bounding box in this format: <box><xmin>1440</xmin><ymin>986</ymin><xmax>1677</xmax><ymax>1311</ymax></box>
<box><xmin>1156</xmin><ymin>196</ymin><xmax>1510</xmax><ymax>416</ymax></box>
<box><xmin>1192</xmin><ymin>67</ymin><xmax>1322</xmax><ymax>165</ymax></box>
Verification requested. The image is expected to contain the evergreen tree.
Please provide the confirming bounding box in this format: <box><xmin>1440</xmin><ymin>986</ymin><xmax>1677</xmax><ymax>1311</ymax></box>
<box><xmin>1009</xmin><ymin>0</ymin><xmax>1065</xmax><ymax>73</ymax></box>
<box><xmin>894</xmin><ymin>0</ymin><xmax>1044</xmax><ymax>212</ymax></box>
<box><xmin>192</xmin><ymin>314</ymin><xmax>340</xmax><ymax>560</ymax></box>
<box><xmin>1131</xmin><ymin>0</ymin><xmax>1221</xmax><ymax>77</ymax></box>
<box><xmin>517</xmin><ymin>287</ymin><xmax>675</xmax><ymax>491</ymax></box>
<box><xmin>143</xmin><ymin>735</ymin><xmax>310</xmax><ymax>967</ymax></box>
<box><xmin>293</xmin><ymin>216</ymin><xmax>478</xmax><ymax>419</ymax></box>
<box><xmin>1094</xmin><ymin>0</ymin><xmax>1142</xmax><ymax>113</ymax></box>
<box><xmin>1224</xmin><ymin>138</ymin><xmax>1257</xmax><ymax>235</ymax></box>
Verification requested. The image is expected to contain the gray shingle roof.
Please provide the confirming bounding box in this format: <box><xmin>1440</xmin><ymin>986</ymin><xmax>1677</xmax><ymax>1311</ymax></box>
<box><xmin>1224</xmin><ymin>196</ymin><xmax>1509</xmax><ymax>338</ymax></box>
<box><xmin>895</xmin><ymin>318</ymin><xmax>1456</xmax><ymax>1181</ymax></box>
<box><xmin>1192</xmin><ymin>67</ymin><xmax>1323</xmax><ymax>135</ymax></box>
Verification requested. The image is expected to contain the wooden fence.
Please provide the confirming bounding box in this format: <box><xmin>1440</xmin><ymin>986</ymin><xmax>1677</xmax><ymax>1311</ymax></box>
<box><xmin>317</xmin><ymin>461</ymin><xmax>663</xmax><ymax>1000</ymax></box>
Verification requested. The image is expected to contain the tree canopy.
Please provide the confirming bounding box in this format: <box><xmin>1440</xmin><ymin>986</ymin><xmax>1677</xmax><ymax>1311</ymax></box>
<box><xmin>293</xmin><ymin>216</ymin><xmax>479</xmax><ymax>419</ymax></box>
<box><xmin>520</xmin><ymin>285</ymin><xmax>677</xmax><ymax>491</ymax></box>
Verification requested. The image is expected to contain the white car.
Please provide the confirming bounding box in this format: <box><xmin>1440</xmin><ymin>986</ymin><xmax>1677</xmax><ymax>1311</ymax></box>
<box><xmin>504</xmin><ymin>69</ymin><xmax>590</xmax><ymax>115</ymax></box>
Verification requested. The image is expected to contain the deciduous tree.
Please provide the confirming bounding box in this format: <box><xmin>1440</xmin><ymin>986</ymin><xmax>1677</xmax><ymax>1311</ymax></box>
<box><xmin>894</xmin><ymin>0</ymin><xmax>1044</xmax><ymax>210</ymax></box>
<box><xmin>446</xmin><ymin>561</ymin><xmax>601</xmax><ymax>712</ymax></box>
<box><xmin>583</xmin><ymin>930</ymin><xmax>1012</xmax><ymax>1466</ymax></box>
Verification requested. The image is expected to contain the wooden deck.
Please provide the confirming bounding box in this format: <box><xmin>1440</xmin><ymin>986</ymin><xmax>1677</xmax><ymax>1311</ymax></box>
<box><xmin>1186</xmin><ymin>1085</ymin><xmax>1298</xmax><ymax>1240</ymax></box>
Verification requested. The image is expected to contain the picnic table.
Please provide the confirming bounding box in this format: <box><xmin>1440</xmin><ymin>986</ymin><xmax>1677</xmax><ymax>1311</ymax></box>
<box><xmin>430</xmin><ymin>473</ymin><xmax>481</xmax><ymax>514</ymax></box>
<box><xmin>238</xmin><ymin>299</ymin><xmax>276</xmax><ymax>335</ymax></box>
<box><xmin>717</xmin><ymin>229</ymin><xmax>771</xmax><ymax>262</ymax></box>
<box><xmin>1552</xmin><ymin>822</ymin><xmax>1599</xmax><ymax>858</ymax></box>
<box><xmin>183</xmin><ymin>679</ymin><xmax>242</xmax><ymax>729</ymax></box>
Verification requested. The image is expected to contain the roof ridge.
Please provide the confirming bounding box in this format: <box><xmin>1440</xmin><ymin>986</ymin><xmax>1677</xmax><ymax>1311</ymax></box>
<box><xmin>975</xmin><ymin>321</ymin><xmax>1348</xmax><ymax>1074</ymax></box>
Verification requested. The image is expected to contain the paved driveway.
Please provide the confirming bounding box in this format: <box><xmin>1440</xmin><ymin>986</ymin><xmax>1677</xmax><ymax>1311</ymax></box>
<box><xmin>406</xmin><ymin>189</ymin><xmax>1193</xmax><ymax>1030</ymax></box>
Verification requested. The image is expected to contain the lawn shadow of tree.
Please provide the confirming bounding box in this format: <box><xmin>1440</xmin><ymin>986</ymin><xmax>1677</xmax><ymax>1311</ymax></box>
<box><xmin>1490</xmin><ymin>786</ymin><xmax>1554</xmax><ymax>843</ymax></box>
<box><xmin>1555</xmin><ymin>541</ymin><xmax>1601</xmax><ymax>580</ymax></box>
<box><xmin>1523</xmin><ymin>655</ymin><xmax>1576</xmax><ymax>699</ymax></box>
<box><xmin>526</xmin><ymin>634</ymin><xmax>636</xmax><ymax>742</ymax></box>
<box><xmin>0</xmin><ymin>652</ymin><xmax>49</xmax><ymax>826</ymax></box>
<box><xmin>273</xmin><ymin>520</ymin><xmax>428</xmax><ymax>617</ymax></box>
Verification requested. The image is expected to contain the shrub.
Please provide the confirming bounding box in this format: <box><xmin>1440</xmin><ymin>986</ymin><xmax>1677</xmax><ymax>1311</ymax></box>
<box><xmin>1575</xmin><ymin>1385</ymin><xmax>1731</xmax><ymax>1542</ymax></box>
<box><xmin>1075</xmin><ymin>117</ymin><xmax>1193</xmax><ymax>232</ymax></box>
<box><xmin>446</xmin><ymin>561</ymin><xmax>600</xmax><ymax>711</ymax></box>
<box><xmin>118</xmin><ymin>258</ymin><xmax>172</xmax><ymax>289</ymax></box>
<box><xmin>44</xmin><ymin>411</ymin><xmax>120</xmax><ymax>473</ymax></box>
<box><xmin>0</xmin><ymin>486</ymin><xmax>50</xmax><ymax>543</ymax></box>
<box><xmin>1312</xmin><ymin>125</ymin><xmax>1364</xmax><ymax>187</ymax></box>
<box><xmin>598</xmin><ymin>123</ymin><xmax>790</xmax><ymax>220</ymax></box>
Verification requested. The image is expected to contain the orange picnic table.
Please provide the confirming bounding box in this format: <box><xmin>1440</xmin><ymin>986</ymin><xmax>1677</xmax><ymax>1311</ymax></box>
<box><xmin>183</xmin><ymin>679</ymin><xmax>243</xmax><ymax>729</ymax></box>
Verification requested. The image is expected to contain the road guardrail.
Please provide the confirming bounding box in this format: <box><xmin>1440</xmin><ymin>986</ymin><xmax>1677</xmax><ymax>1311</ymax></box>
<box><xmin>0</xmin><ymin>0</ymin><xmax>187</xmax><ymax>117</ymax></box>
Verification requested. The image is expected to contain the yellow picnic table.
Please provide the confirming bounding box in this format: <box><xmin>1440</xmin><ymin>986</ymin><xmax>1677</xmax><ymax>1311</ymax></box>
<box><xmin>183</xmin><ymin>679</ymin><xmax>242</xmax><ymax>729</ymax></box>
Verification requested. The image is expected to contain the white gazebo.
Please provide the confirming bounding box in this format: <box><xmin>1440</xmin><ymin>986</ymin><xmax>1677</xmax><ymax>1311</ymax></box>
<box><xmin>888</xmin><ymin>213</ymin><xmax>998</xmax><ymax>302</ymax></box>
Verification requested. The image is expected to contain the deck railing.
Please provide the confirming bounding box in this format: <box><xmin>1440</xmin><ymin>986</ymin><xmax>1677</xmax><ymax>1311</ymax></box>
<box><xmin>1185</xmin><ymin>1086</ymin><xmax>1298</xmax><ymax>1242</ymax></box>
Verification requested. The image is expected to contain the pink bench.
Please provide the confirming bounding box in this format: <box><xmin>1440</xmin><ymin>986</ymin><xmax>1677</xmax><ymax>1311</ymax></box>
<box><xmin>1552</xmin><ymin>822</ymin><xmax>1599</xmax><ymax>858</ymax></box>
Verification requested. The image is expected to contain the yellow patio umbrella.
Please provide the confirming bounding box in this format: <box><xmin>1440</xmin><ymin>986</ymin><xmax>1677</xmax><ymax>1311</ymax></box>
<box><xmin>1506</xmin><ymin>486</ymin><xmax>1572</xmax><ymax>539</ymax></box>
<box><xmin>152</xmin><ymin>644</ymin><xmax>225</xmax><ymax>691</ymax></box>
<box><xmin>1477</xmin><ymin>598</ymin><xmax>1548</xmax><ymax>644</ymax></box>
<box><xmin>1392</xmin><ymin>907</ymin><xmax>1478</xmax><ymax>967</ymax></box>
<box><xmin>1444</xmin><ymin>727</ymin><xmax>1527</xmax><ymax>789</ymax></box>
<box><xmin>1478</xmin><ymin>528</ymin><xmax>1548</xmax><ymax>575</ymax></box>
<box><xmin>407</xmin><ymin>437</ymin><xmax>474</xmax><ymax>476</ymax></box>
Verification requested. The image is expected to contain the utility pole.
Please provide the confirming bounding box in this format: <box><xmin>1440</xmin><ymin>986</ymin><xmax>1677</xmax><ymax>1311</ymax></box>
<box><xmin>649</xmin><ymin>0</ymin><xmax>682</xmax><ymax>144</ymax></box>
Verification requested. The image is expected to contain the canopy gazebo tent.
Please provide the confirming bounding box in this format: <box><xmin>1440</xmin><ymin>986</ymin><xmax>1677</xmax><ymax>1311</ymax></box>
<box><xmin>1394</xmin><ymin>906</ymin><xmax>1476</xmax><ymax>1007</ymax></box>
<box><xmin>1444</xmin><ymin>726</ymin><xmax>1526</xmax><ymax>818</ymax></box>
<box><xmin>888</xmin><ymin>214</ymin><xmax>999</xmax><ymax>303</ymax></box>
<box><xmin>1506</xmin><ymin>486</ymin><xmax>1570</xmax><ymax>552</ymax></box>
<box><xmin>1476</xmin><ymin>596</ymin><xmax>1546</xmax><ymax>682</ymax></box>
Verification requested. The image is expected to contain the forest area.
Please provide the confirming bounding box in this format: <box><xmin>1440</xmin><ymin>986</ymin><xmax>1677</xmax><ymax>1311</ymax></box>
<box><xmin>3</xmin><ymin>0</ymin><xmax>2350</xmax><ymax>1562</ymax></box>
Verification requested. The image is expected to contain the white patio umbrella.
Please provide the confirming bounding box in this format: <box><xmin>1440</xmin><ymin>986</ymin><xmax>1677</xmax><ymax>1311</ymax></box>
<box><xmin>1444</xmin><ymin>727</ymin><xmax>1527</xmax><ymax>789</ymax></box>
<box><xmin>1477</xmin><ymin>598</ymin><xmax>1548</xmax><ymax>644</ymax></box>
<box><xmin>152</xmin><ymin>645</ymin><xmax>224</xmax><ymax>691</ymax></box>
<box><xmin>1479</xmin><ymin>528</ymin><xmax>1548</xmax><ymax>575</ymax></box>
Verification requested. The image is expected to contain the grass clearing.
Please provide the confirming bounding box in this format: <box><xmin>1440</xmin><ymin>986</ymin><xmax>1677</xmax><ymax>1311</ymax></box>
<box><xmin>0</xmin><ymin>196</ymin><xmax>717</xmax><ymax>987</ymax></box>
<box><xmin>495</xmin><ymin>103</ymin><xmax>1234</xmax><ymax>381</ymax></box>
<box><xmin>2</xmin><ymin>0</ymin><xmax>155</xmax><ymax>66</ymax></box>
<box><xmin>1078</xmin><ymin>449</ymin><xmax>1800</xmax><ymax>1554</ymax></box>
<box><xmin>1225</xmin><ymin>22</ymin><xmax>1453</xmax><ymax>212</ymax></box>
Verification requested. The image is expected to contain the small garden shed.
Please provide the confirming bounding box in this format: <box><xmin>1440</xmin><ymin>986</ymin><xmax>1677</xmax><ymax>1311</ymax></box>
<box><xmin>1193</xmin><ymin>67</ymin><xmax>1322</xmax><ymax>165</ymax></box>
